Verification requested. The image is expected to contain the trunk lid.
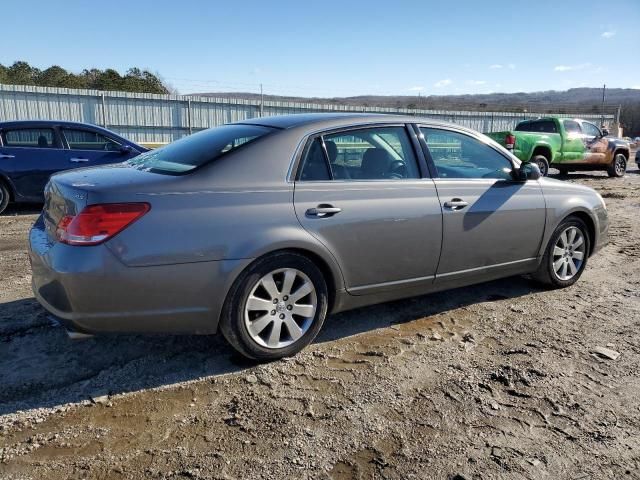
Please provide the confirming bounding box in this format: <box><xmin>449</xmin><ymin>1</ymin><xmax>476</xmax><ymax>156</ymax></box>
<box><xmin>42</xmin><ymin>163</ymin><xmax>180</xmax><ymax>242</ymax></box>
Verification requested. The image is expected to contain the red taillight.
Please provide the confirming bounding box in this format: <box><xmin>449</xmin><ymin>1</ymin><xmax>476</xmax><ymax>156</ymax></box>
<box><xmin>505</xmin><ymin>134</ymin><xmax>516</xmax><ymax>149</ymax></box>
<box><xmin>56</xmin><ymin>203</ymin><xmax>150</xmax><ymax>246</ymax></box>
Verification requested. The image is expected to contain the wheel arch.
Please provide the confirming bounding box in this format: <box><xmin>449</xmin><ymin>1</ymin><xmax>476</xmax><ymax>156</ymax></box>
<box><xmin>277</xmin><ymin>247</ymin><xmax>339</xmax><ymax>312</ymax></box>
<box><xmin>0</xmin><ymin>172</ymin><xmax>15</xmax><ymax>201</ymax></box>
<box><xmin>531</xmin><ymin>144</ymin><xmax>553</xmax><ymax>162</ymax></box>
<box><xmin>613</xmin><ymin>148</ymin><xmax>629</xmax><ymax>161</ymax></box>
<box><xmin>223</xmin><ymin>241</ymin><xmax>345</xmax><ymax>315</ymax></box>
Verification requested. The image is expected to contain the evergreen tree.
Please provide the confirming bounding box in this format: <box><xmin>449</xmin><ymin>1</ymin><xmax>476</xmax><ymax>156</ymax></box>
<box><xmin>0</xmin><ymin>61</ymin><xmax>169</xmax><ymax>94</ymax></box>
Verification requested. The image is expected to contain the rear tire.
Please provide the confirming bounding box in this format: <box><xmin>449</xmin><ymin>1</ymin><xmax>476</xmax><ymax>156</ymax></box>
<box><xmin>531</xmin><ymin>216</ymin><xmax>590</xmax><ymax>288</ymax></box>
<box><xmin>607</xmin><ymin>153</ymin><xmax>627</xmax><ymax>177</ymax></box>
<box><xmin>219</xmin><ymin>251</ymin><xmax>329</xmax><ymax>361</ymax></box>
<box><xmin>532</xmin><ymin>155</ymin><xmax>550</xmax><ymax>177</ymax></box>
<box><xmin>0</xmin><ymin>182</ymin><xmax>9</xmax><ymax>215</ymax></box>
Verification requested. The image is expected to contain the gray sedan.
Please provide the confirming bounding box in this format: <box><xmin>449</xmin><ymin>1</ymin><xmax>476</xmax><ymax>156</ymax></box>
<box><xmin>29</xmin><ymin>114</ymin><xmax>608</xmax><ymax>360</ymax></box>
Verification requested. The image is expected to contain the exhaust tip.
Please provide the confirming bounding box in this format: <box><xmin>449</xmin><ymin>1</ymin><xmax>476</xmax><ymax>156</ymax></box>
<box><xmin>47</xmin><ymin>315</ymin><xmax>94</xmax><ymax>340</ymax></box>
<box><xmin>66</xmin><ymin>330</ymin><xmax>95</xmax><ymax>340</ymax></box>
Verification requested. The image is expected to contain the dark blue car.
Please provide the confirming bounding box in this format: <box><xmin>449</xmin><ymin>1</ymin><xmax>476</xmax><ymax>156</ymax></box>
<box><xmin>0</xmin><ymin>120</ymin><xmax>147</xmax><ymax>213</ymax></box>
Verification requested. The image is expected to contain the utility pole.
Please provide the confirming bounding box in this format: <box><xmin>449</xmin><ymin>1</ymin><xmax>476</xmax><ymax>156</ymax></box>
<box><xmin>260</xmin><ymin>83</ymin><xmax>264</xmax><ymax>118</ymax></box>
<box><xmin>601</xmin><ymin>84</ymin><xmax>606</xmax><ymax>127</ymax></box>
<box><xmin>100</xmin><ymin>93</ymin><xmax>107</xmax><ymax>127</ymax></box>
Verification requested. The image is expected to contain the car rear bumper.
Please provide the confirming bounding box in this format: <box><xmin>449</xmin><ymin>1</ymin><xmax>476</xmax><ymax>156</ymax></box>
<box><xmin>29</xmin><ymin>215</ymin><xmax>251</xmax><ymax>335</ymax></box>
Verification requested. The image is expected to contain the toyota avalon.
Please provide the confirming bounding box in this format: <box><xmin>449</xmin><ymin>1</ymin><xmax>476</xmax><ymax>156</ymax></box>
<box><xmin>29</xmin><ymin>114</ymin><xmax>608</xmax><ymax>360</ymax></box>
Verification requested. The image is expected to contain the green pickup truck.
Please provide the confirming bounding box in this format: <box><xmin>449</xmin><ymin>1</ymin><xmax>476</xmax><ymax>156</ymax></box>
<box><xmin>486</xmin><ymin>117</ymin><xmax>630</xmax><ymax>177</ymax></box>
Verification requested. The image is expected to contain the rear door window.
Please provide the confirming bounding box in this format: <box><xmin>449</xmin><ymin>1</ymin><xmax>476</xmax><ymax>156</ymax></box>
<box><xmin>62</xmin><ymin>128</ymin><xmax>121</xmax><ymax>151</ymax></box>
<box><xmin>298</xmin><ymin>138</ymin><xmax>331</xmax><ymax>181</ymax></box>
<box><xmin>298</xmin><ymin>126</ymin><xmax>420</xmax><ymax>181</ymax></box>
<box><xmin>3</xmin><ymin>128</ymin><xmax>56</xmax><ymax>148</ymax></box>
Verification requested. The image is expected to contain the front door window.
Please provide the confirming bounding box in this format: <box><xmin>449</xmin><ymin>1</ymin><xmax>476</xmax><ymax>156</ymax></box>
<box><xmin>419</xmin><ymin>127</ymin><xmax>513</xmax><ymax>180</ymax></box>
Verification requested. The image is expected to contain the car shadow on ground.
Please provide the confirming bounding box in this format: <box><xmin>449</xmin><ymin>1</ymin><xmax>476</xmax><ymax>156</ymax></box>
<box><xmin>548</xmin><ymin>169</ymin><xmax>640</xmax><ymax>180</ymax></box>
<box><xmin>547</xmin><ymin>172</ymin><xmax>607</xmax><ymax>180</ymax></box>
<box><xmin>0</xmin><ymin>276</ymin><xmax>541</xmax><ymax>416</ymax></box>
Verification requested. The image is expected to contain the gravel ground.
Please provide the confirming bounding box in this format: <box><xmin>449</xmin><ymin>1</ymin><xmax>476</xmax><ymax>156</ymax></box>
<box><xmin>1</xmin><ymin>163</ymin><xmax>639</xmax><ymax>479</ymax></box>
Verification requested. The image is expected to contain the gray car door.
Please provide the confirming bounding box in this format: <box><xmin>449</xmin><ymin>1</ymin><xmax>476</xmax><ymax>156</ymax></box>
<box><xmin>418</xmin><ymin>126</ymin><xmax>546</xmax><ymax>281</ymax></box>
<box><xmin>293</xmin><ymin>124</ymin><xmax>442</xmax><ymax>295</ymax></box>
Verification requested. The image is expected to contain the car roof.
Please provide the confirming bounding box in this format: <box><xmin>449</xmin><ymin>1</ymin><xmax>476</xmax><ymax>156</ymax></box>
<box><xmin>238</xmin><ymin>112</ymin><xmax>464</xmax><ymax>133</ymax></box>
<box><xmin>518</xmin><ymin>117</ymin><xmax>598</xmax><ymax>124</ymax></box>
<box><xmin>0</xmin><ymin>120</ymin><xmax>108</xmax><ymax>129</ymax></box>
<box><xmin>0</xmin><ymin>120</ymin><xmax>145</xmax><ymax>148</ymax></box>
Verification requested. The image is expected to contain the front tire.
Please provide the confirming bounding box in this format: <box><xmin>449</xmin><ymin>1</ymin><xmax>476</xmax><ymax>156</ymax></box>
<box><xmin>0</xmin><ymin>182</ymin><xmax>9</xmax><ymax>214</ymax></box>
<box><xmin>607</xmin><ymin>153</ymin><xmax>627</xmax><ymax>177</ymax></box>
<box><xmin>532</xmin><ymin>216</ymin><xmax>590</xmax><ymax>288</ymax></box>
<box><xmin>220</xmin><ymin>252</ymin><xmax>329</xmax><ymax>361</ymax></box>
<box><xmin>532</xmin><ymin>155</ymin><xmax>550</xmax><ymax>177</ymax></box>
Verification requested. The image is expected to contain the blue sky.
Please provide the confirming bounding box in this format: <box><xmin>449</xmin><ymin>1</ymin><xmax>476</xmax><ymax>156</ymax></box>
<box><xmin>3</xmin><ymin>0</ymin><xmax>639</xmax><ymax>97</ymax></box>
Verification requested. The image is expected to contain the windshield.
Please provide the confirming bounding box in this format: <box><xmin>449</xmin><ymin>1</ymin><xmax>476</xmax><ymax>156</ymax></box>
<box><xmin>127</xmin><ymin>124</ymin><xmax>275</xmax><ymax>174</ymax></box>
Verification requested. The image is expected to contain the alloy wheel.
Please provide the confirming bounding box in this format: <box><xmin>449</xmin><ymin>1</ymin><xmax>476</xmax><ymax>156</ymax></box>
<box><xmin>552</xmin><ymin>226</ymin><xmax>586</xmax><ymax>281</ymax></box>
<box><xmin>537</xmin><ymin>160</ymin><xmax>548</xmax><ymax>177</ymax></box>
<box><xmin>244</xmin><ymin>268</ymin><xmax>317</xmax><ymax>349</ymax></box>
<box><xmin>615</xmin><ymin>155</ymin><xmax>626</xmax><ymax>176</ymax></box>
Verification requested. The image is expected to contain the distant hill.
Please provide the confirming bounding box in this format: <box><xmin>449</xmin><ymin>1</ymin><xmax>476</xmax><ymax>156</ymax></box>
<box><xmin>193</xmin><ymin>87</ymin><xmax>640</xmax><ymax>136</ymax></box>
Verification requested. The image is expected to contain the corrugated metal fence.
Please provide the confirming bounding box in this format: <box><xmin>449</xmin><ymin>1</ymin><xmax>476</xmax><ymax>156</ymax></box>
<box><xmin>0</xmin><ymin>84</ymin><xmax>615</xmax><ymax>144</ymax></box>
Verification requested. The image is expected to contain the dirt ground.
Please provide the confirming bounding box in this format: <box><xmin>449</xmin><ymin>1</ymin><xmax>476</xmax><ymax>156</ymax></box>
<box><xmin>1</xmin><ymin>160</ymin><xmax>639</xmax><ymax>480</ymax></box>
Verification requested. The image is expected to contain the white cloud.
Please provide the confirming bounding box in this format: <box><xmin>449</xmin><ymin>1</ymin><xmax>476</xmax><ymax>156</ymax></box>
<box><xmin>554</xmin><ymin>63</ymin><xmax>592</xmax><ymax>72</ymax></box>
<box><xmin>434</xmin><ymin>79</ymin><xmax>452</xmax><ymax>88</ymax></box>
<box><xmin>407</xmin><ymin>86</ymin><xmax>425</xmax><ymax>92</ymax></box>
<box><xmin>601</xmin><ymin>31</ymin><xmax>616</xmax><ymax>38</ymax></box>
<box><xmin>467</xmin><ymin>80</ymin><xmax>487</xmax><ymax>85</ymax></box>
<box><xmin>491</xmin><ymin>63</ymin><xmax>515</xmax><ymax>70</ymax></box>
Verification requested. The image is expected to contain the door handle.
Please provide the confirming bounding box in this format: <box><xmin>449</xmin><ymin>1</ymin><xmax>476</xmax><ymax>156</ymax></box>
<box><xmin>306</xmin><ymin>205</ymin><xmax>342</xmax><ymax>217</ymax></box>
<box><xmin>70</xmin><ymin>158</ymin><xmax>89</xmax><ymax>163</ymax></box>
<box><xmin>0</xmin><ymin>154</ymin><xmax>15</xmax><ymax>159</ymax></box>
<box><xmin>443</xmin><ymin>198</ymin><xmax>469</xmax><ymax>210</ymax></box>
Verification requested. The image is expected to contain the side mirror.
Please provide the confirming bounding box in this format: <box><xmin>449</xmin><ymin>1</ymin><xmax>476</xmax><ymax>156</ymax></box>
<box><xmin>120</xmin><ymin>145</ymin><xmax>133</xmax><ymax>155</ymax></box>
<box><xmin>515</xmin><ymin>162</ymin><xmax>541</xmax><ymax>181</ymax></box>
<box><xmin>601</xmin><ymin>128</ymin><xmax>610</xmax><ymax>137</ymax></box>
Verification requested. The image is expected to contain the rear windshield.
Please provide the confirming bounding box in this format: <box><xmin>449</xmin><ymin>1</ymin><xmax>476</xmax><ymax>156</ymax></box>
<box><xmin>515</xmin><ymin>120</ymin><xmax>558</xmax><ymax>133</ymax></box>
<box><xmin>127</xmin><ymin>124</ymin><xmax>274</xmax><ymax>174</ymax></box>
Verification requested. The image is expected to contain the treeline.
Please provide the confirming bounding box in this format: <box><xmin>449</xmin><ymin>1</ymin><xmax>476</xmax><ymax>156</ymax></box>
<box><xmin>0</xmin><ymin>61</ymin><xmax>169</xmax><ymax>94</ymax></box>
